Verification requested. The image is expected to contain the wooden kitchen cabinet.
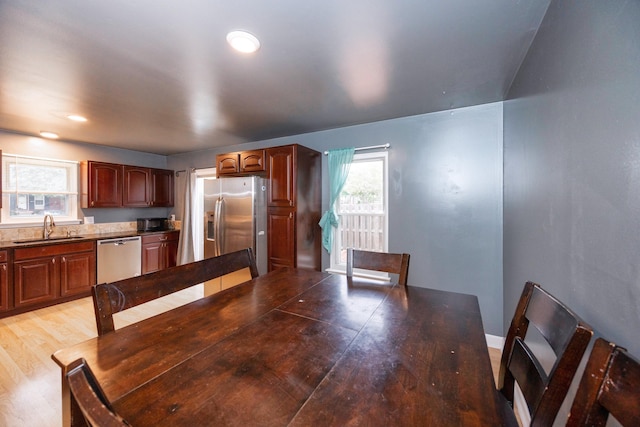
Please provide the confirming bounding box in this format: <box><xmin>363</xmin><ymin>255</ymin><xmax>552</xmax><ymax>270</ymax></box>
<box><xmin>123</xmin><ymin>166</ymin><xmax>174</xmax><ymax>207</ymax></box>
<box><xmin>13</xmin><ymin>241</ymin><xmax>96</xmax><ymax>309</ymax></box>
<box><xmin>60</xmin><ymin>250</ymin><xmax>97</xmax><ymax>297</ymax></box>
<box><xmin>84</xmin><ymin>161</ymin><xmax>174</xmax><ymax>208</ymax></box>
<box><xmin>266</xmin><ymin>144</ymin><xmax>321</xmax><ymax>271</ymax></box>
<box><xmin>267</xmin><ymin>146</ymin><xmax>295</xmax><ymax>207</ymax></box>
<box><xmin>216</xmin><ymin>153</ymin><xmax>240</xmax><ymax>175</ymax></box>
<box><xmin>150</xmin><ymin>168</ymin><xmax>174</xmax><ymax>207</ymax></box>
<box><xmin>82</xmin><ymin>161</ymin><xmax>123</xmax><ymax>208</ymax></box>
<box><xmin>216</xmin><ymin>149</ymin><xmax>266</xmax><ymax>177</ymax></box>
<box><xmin>141</xmin><ymin>231</ymin><xmax>180</xmax><ymax>274</ymax></box>
<box><xmin>0</xmin><ymin>250</ymin><xmax>9</xmax><ymax>312</ymax></box>
<box><xmin>123</xmin><ymin>166</ymin><xmax>151</xmax><ymax>207</ymax></box>
<box><xmin>267</xmin><ymin>207</ymin><xmax>296</xmax><ymax>270</ymax></box>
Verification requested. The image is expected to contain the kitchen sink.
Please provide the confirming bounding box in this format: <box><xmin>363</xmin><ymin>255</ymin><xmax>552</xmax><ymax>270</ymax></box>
<box><xmin>13</xmin><ymin>236</ymin><xmax>86</xmax><ymax>244</ymax></box>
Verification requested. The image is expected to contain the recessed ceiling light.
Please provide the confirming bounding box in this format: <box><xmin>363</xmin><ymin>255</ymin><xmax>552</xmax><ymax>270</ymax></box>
<box><xmin>40</xmin><ymin>131</ymin><xmax>59</xmax><ymax>139</ymax></box>
<box><xmin>67</xmin><ymin>114</ymin><xmax>88</xmax><ymax>122</ymax></box>
<box><xmin>226</xmin><ymin>30</ymin><xmax>260</xmax><ymax>54</ymax></box>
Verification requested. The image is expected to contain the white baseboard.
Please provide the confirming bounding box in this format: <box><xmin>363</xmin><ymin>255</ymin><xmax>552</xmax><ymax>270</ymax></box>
<box><xmin>485</xmin><ymin>334</ymin><xmax>505</xmax><ymax>350</ymax></box>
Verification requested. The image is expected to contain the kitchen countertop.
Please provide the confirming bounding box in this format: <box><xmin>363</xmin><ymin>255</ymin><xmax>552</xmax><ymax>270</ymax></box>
<box><xmin>0</xmin><ymin>229</ymin><xmax>180</xmax><ymax>250</ymax></box>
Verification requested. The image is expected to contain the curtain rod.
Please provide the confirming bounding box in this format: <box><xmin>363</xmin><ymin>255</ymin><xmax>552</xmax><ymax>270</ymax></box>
<box><xmin>323</xmin><ymin>143</ymin><xmax>390</xmax><ymax>155</ymax></box>
<box><xmin>174</xmin><ymin>168</ymin><xmax>195</xmax><ymax>176</ymax></box>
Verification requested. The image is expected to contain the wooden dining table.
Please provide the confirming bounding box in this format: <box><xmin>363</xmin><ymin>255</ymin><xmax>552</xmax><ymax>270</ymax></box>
<box><xmin>52</xmin><ymin>267</ymin><xmax>512</xmax><ymax>426</ymax></box>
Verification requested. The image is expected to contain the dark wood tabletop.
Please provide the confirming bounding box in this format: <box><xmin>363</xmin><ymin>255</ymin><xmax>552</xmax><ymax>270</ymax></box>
<box><xmin>52</xmin><ymin>268</ymin><xmax>510</xmax><ymax>426</ymax></box>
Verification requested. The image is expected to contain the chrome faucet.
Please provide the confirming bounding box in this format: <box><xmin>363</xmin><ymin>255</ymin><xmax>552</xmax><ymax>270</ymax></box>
<box><xmin>43</xmin><ymin>214</ymin><xmax>55</xmax><ymax>239</ymax></box>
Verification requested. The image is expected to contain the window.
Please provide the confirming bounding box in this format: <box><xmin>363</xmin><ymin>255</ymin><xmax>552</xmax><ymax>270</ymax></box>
<box><xmin>1</xmin><ymin>154</ymin><xmax>79</xmax><ymax>225</ymax></box>
<box><xmin>330</xmin><ymin>151</ymin><xmax>388</xmax><ymax>272</ymax></box>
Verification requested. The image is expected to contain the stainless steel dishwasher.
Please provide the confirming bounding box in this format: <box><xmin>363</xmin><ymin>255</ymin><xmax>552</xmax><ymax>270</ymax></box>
<box><xmin>97</xmin><ymin>236</ymin><xmax>142</xmax><ymax>283</ymax></box>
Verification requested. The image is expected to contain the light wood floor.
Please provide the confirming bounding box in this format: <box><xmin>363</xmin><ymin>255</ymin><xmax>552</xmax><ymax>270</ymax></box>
<box><xmin>0</xmin><ymin>291</ymin><xmax>504</xmax><ymax>427</ymax></box>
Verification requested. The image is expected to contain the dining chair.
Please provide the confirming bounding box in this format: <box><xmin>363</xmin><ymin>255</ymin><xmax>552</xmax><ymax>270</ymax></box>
<box><xmin>566</xmin><ymin>337</ymin><xmax>640</xmax><ymax>426</ymax></box>
<box><xmin>92</xmin><ymin>247</ymin><xmax>259</xmax><ymax>335</ymax></box>
<box><xmin>66</xmin><ymin>358</ymin><xmax>130</xmax><ymax>427</ymax></box>
<box><xmin>346</xmin><ymin>248</ymin><xmax>410</xmax><ymax>287</ymax></box>
<box><xmin>497</xmin><ymin>281</ymin><xmax>593</xmax><ymax>427</ymax></box>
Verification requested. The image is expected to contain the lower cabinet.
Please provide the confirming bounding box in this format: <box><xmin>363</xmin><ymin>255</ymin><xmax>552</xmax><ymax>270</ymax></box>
<box><xmin>0</xmin><ymin>250</ymin><xmax>9</xmax><ymax>312</ymax></box>
<box><xmin>267</xmin><ymin>207</ymin><xmax>296</xmax><ymax>271</ymax></box>
<box><xmin>13</xmin><ymin>241</ymin><xmax>96</xmax><ymax>309</ymax></box>
<box><xmin>141</xmin><ymin>231</ymin><xmax>179</xmax><ymax>274</ymax></box>
<box><xmin>60</xmin><ymin>251</ymin><xmax>97</xmax><ymax>297</ymax></box>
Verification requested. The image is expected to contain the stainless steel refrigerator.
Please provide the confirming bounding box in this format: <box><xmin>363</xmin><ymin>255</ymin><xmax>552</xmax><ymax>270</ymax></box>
<box><xmin>203</xmin><ymin>176</ymin><xmax>267</xmax><ymax>292</ymax></box>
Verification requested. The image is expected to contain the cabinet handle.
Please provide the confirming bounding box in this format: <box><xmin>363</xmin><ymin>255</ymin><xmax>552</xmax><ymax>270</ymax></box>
<box><xmin>289</xmin><ymin>212</ymin><xmax>293</xmax><ymax>219</ymax></box>
<box><xmin>2</xmin><ymin>264</ymin><xmax>6</xmax><ymax>271</ymax></box>
<box><xmin>91</xmin><ymin>201</ymin><xmax>95</xmax><ymax>206</ymax></box>
<box><xmin>290</xmin><ymin>201</ymin><xmax>293</xmax><ymax>206</ymax></box>
<box><xmin>52</xmin><ymin>258</ymin><xmax>56</xmax><ymax>265</ymax></box>
<box><xmin>62</xmin><ymin>257</ymin><xmax>66</xmax><ymax>263</ymax></box>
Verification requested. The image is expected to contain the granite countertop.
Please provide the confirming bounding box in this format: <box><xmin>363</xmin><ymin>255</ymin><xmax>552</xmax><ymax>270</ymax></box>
<box><xmin>0</xmin><ymin>229</ymin><xmax>180</xmax><ymax>250</ymax></box>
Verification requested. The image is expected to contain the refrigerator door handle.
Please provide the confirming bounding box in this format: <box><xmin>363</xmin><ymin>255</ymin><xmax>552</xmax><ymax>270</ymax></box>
<box><xmin>214</xmin><ymin>197</ymin><xmax>223</xmax><ymax>256</ymax></box>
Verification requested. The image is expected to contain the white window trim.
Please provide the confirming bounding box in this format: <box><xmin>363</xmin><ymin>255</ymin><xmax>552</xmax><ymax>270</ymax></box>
<box><xmin>1</xmin><ymin>153</ymin><xmax>80</xmax><ymax>226</ymax></box>
<box><xmin>329</xmin><ymin>150</ymin><xmax>389</xmax><ymax>278</ymax></box>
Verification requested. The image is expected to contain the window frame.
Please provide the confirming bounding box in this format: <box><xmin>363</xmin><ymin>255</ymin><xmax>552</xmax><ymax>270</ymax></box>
<box><xmin>328</xmin><ymin>150</ymin><xmax>389</xmax><ymax>277</ymax></box>
<box><xmin>1</xmin><ymin>153</ymin><xmax>80</xmax><ymax>226</ymax></box>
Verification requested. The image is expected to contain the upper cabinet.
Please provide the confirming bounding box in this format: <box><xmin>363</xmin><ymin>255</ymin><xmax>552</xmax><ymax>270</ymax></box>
<box><xmin>216</xmin><ymin>149</ymin><xmax>266</xmax><ymax>177</ymax></box>
<box><xmin>82</xmin><ymin>161</ymin><xmax>123</xmax><ymax>208</ymax></box>
<box><xmin>266</xmin><ymin>146</ymin><xmax>295</xmax><ymax>207</ymax></box>
<box><xmin>150</xmin><ymin>168</ymin><xmax>174</xmax><ymax>207</ymax></box>
<box><xmin>123</xmin><ymin>166</ymin><xmax>150</xmax><ymax>207</ymax></box>
<box><xmin>123</xmin><ymin>166</ymin><xmax>174</xmax><ymax>207</ymax></box>
<box><xmin>82</xmin><ymin>161</ymin><xmax>174</xmax><ymax>208</ymax></box>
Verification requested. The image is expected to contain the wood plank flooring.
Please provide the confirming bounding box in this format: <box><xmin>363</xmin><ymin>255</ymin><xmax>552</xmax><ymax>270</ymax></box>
<box><xmin>0</xmin><ymin>288</ymin><xmax>504</xmax><ymax>427</ymax></box>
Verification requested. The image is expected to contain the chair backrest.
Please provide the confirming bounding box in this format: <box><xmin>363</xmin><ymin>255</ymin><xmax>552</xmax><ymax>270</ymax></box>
<box><xmin>93</xmin><ymin>248</ymin><xmax>259</xmax><ymax>335</ymax></box>
<box><xmin>66</xmin><ymin>358</ymin><xmax>130</xmax><ymax>427</ymax></box>
<box><xmin>346</xmin><ymin>248</ymin><xmax>410</xmax><ymax>287</ymax></box>
<box><xmin>497</xmin><ymin>281</ymin><xmax>593</xmax><ymax>426</ymax></box>
<box><xmin>567</xmin><ymin>337</ymin><xmax>640</xmax><ymax>427</ymax></box>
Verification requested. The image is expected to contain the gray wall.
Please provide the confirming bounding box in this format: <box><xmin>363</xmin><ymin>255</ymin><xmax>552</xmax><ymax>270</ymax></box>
<box><xmin>0</xmin><ymin>131</ymin><xmax>172</xmax><ymax>223</ymax></box>
<box><xmin>504</xmin><ymin>0</ymin><xmax>640</xmax><ymax>357</ymax></box>
<box><xmin>169</xmin><ymin>102</ymin><xmax>504</xmax><ymax>335</ymax></box>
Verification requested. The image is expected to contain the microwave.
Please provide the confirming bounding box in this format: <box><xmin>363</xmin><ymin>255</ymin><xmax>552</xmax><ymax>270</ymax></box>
<box><xmin>137</xmin><ymin>217</ymin><xmax>168</xmax><ymax>232</ymax></box>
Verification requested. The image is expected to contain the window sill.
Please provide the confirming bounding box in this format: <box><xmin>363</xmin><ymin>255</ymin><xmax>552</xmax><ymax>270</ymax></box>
<box><xmin>0</xmin><ymin>219</ymin><xmax>83</xmax><ymax>229</ymax></box>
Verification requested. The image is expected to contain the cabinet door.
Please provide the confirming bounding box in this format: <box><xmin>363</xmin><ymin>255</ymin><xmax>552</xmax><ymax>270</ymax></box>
<box><xmin>87</xmin><ymin>162</ymin><xmax>123</xmax><ymax>207</ymax></box>
<box><xmin>267</xmin><ymin>208</ymin><xmax>296</xmax><ymax>271</ymax></box>
<box><xmin>14</xmin><ymin>257</ymin><xmax>59</xmax><ymax>307</ymax></box>
<box><xmin>0</xmin><ymin>263</ymin><xmax>7</xmax><ymax>311</ymax></box>
<box><xmin>240</xmin><ymin>150</ymin><xmax>266</xmax><ymax>173</ymax></box>
<box><xmin>142</xmin><ymin>242</ymin><xmax>163</xmax><ymax>274</ymax></box>
<box><xmin>216</xmin><ymin>153</ymin><xmax>240</xmax><ymax>176</ymax></box>
<box><xmin>123</xmin><ymin>166</ymin><xmax>151</xmax><ymax>207</ymax></box>
<box><xmin>60</xmin><ymin>251</ymin><xmax>97</xmax><ymax>297</ymax></box>
<box><xmin>267</xmin><ymin>146</ymin><xmax>295</xmax><ymax>207</ymax></box>
<box><xmin>151</xmin><ymin>169</ymin><xmax>174</xmax><ymax>207</ymax></box>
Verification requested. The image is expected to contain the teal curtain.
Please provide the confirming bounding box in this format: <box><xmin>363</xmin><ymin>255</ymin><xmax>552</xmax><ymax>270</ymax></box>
<box><xmin>319</xmin><ymin>148</ymin><xmax>355</xmax><ymax>253</ymax></box>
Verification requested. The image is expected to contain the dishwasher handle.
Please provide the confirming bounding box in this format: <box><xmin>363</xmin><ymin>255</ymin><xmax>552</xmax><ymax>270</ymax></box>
<box><xmin>97</xmin><ymin>237</ymin><xmax>142</xmax><ymax>246</ymax></box>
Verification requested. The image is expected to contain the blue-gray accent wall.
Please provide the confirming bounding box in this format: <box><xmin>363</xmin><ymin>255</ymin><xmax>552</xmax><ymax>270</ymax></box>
<box><xmin>169</xmin><ymin>102</ymin><xmax>504</xmax><ymax>335</ymax></box>
<box><xmin>504</xmin><ymin>0</ymin><xmax>640</xmax><ymax>355</ymax></box>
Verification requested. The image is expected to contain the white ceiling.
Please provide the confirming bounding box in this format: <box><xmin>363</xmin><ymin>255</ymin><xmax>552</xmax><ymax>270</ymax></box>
<box><xmin>0</xmin><ymin>0</ymin><xmax>551</xmax><ymax>155</ymax></box>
